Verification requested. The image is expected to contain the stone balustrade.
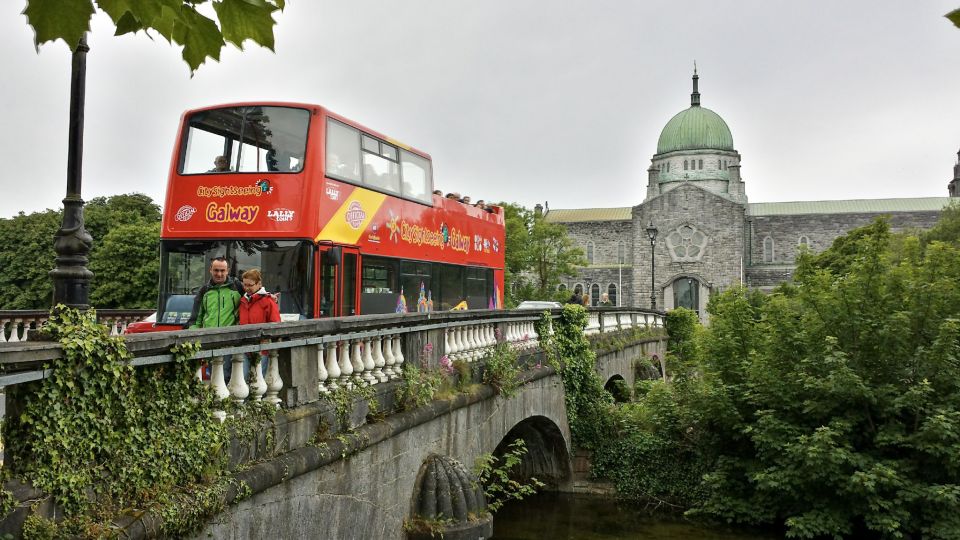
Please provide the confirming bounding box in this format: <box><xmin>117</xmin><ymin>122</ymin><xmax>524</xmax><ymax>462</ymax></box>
<box><xmin>0</xmin><ymin>309</ymin><xmax>153</xmax><ymax>342</ymax></box>
<box><xmin>0</xmin><ymin>308</ymin><xmax>665</xmax><ymax>422</ymax></box>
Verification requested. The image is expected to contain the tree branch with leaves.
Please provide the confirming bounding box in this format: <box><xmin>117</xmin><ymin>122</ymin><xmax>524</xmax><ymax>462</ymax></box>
<box><xmin>23</xmin><ymin>0</ymin><xmax>285</xmax><ymax>73</ymax></box>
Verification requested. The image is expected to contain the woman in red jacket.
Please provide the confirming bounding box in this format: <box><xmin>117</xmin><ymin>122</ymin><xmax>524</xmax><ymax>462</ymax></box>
<box><xmin>240</xmin><ymin>269</ymin><xmax>281</xmax><ymax>382</ymax></box>
<box><xmin>240</xmin><ymin>269</ymin><xmax>281</xmax><ymax>325</ymax></box>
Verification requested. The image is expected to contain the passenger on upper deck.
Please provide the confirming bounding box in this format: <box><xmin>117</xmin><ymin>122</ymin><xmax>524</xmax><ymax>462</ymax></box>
<box><xmin>209</xmin><ymin>155</ymin><xmax>231</xmax><ymax>173</ymax></box>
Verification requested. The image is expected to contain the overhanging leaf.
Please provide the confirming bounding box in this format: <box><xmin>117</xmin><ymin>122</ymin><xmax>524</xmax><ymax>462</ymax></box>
<box><xmin>173</xmin><ymin>5</ymin><xmax>225</xmax><ymax>73</ymax></box>
<box><xmin>947</xmin><ymin>8</ymin><xmax>960</xmax><ymax>29</ymax></box>
<box><xmin>22</xmin><ymin>0</ymin><xmax>96</xmax><ymax>51</ymax></box>
<box><xmin>213</xmin><ymin>0</ymin><xmax>278</xmax><ymax>51</ymax></box>
<box><xmin>113</xmin><ymin>11</ymin><xmax>144</xmax><ymax>36</ymax></box>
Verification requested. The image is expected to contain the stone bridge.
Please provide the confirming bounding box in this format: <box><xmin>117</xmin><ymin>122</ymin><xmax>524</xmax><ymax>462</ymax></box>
<box><xmin>0</xmin><ymin>308</ymin><xmax>665</xmax><ymax>539</ymax></box>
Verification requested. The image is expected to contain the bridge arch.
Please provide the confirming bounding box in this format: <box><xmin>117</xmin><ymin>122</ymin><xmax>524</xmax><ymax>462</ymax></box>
<box><xmin>604</xmin><ymin>375</ymin><xmax>631</xmax><ymax>402</ymax></box>
<box><xmin>492</xmin><ymin>415</ymin><xmax>571</xmax><ymax>488</ymax></box>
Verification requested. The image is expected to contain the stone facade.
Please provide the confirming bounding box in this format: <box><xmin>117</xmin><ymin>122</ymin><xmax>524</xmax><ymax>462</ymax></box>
<box><xmin>548</xmin><ymin>74</ymin><xmax>958</xmax><ymax>317</ymax></box>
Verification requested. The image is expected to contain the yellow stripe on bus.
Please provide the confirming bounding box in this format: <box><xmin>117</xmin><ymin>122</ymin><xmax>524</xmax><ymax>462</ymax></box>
<box><xmin>315</xmin><ymin>188</ymin><xmax>387</xmax><ymax>244</ymax></box>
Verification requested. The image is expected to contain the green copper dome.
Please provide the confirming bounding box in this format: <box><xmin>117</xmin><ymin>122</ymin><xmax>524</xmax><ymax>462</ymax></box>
<box><xmin>656</xmin><ymin>106</ymin><xmax>734</xmax><ymax>154</ymax></box>
<box><xmin>655</xmin><ymin>71</ymin><xmax>734</xmax><ymax>154</ymax></box>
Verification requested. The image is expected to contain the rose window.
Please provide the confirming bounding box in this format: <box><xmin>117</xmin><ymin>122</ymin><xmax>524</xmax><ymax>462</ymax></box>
<box><xmin>666</xmin><ymin>224</ymin><xmax>708</xmax><ymax>262</ymax></box>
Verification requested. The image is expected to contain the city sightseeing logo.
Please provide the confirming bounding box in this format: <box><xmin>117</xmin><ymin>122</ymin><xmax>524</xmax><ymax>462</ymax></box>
<box><xmin>174</xmin><ymin>205</ymin><xmax>197</xmax><ymax>222</ymax></box>
<box><xmin>345</xmin><ymin>201</ymin><xmax>366</xmax><ymax>229</ymax></box>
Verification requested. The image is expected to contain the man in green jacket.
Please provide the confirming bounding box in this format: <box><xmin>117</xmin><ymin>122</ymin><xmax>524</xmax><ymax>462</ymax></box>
<box><xmin>187</xmin><ymin>257</ymin><xmax>243</xmax><ymax>329</ymax></box>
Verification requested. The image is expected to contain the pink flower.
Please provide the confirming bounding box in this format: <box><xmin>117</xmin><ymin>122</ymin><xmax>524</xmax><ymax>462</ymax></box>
<box><xmin>439</xmin><ymin>355</ymin><xmax>454</xmax><ymax>375</ymax></box>
<box><xmin>423</xmin><ymin>342</ymin><xmax>434</xmax><ymax>354</ymax></box>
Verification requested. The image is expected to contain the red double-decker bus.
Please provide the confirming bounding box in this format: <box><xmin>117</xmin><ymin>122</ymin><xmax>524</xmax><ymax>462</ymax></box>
<box><xmin>155</xmin><ymin>102</ymin><xmax>505</xmax><ymax>325</ymax></box>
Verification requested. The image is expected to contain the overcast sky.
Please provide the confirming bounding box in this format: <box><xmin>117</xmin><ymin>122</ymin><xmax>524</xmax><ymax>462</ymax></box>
<box><xmin>1</xmin><ymin>1</ymin><xmax>958</xmax><ymax>218</ymax></box>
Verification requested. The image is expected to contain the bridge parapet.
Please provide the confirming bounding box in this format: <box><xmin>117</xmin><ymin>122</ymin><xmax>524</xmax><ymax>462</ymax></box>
<box><xmin>0</xmin><ymin>308</ymin><xmax>663</xmax><ymax>418</ymax></box>
<box><xmin>0</xmin><ymin>309</ymin><xmax>152</xmax><ymax>342</ymax></box>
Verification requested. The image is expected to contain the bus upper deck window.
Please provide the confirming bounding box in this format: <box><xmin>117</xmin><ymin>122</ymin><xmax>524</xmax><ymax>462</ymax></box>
<box><xmin>400</xmin><ymin>150</ymin><xmax>432</xmax><ymax>204</ymax></box>
<box><xmin>180</xmin><ymin>106</ymin><xmax>309</xmax><ymax>175</ymax></box>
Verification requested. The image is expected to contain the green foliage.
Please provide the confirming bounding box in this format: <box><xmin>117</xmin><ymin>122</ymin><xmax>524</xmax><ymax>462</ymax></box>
<box><xmin>0</xmin><ymin>209</ymin><xmax>60</xmax><ymax>309</ymax></box>
<box><xmin>0</xmin><ymin>193</ymin><xmax>161</xmax><ymax>309</ymax></box>
<box><xmin>948</xmin><ymin>8</ymin><xmax>960</xmax><ymax>29</ymax></box>
<box><xmin>481</xmin><ymin>336</ymin><xmax>522</xmax><ymax>398</ymax></box>
<box><xmin>497</xmin><ymin>202</ymin><xmax>586</xmax><ymax>305</ymax></box>
<box><xmin>3</xmin><ymin>307</ymin><xmax>228</xmax><ymax>527</ymax></box>
<box><xmin>922</xmin><ymin>200</ymin><xmax>960</xmax><ymax>248</ymax></box>
<box><xmin>591</xmin><ymin>218</ymin><xmax>960</xmax><ymax>538</ymax></box>
<box><xmin>402</xmin><ymin>514</ymin><xmax>456</xmax><ymax>536</ymax></box>
<box><xmin>22</xmin><ymin>0</ymin><xmax>285</xmax><ymax>74</ymax></box>
<box><xmin>549</xmin><ymin>305</ymin><xmax>614</xmax><ymax>449</ymax></box>
<box><xmin>398</xmin><ymin>364</ymin><xmax>446</xmax><ymax>410</ymax></box>
<box><xmin>324</xmin><ymin>383</ymin><xmax>376</xmax><ymax>429</ymax></box>
<box><xmin>89</xmin><ymin>221</ymin><xmax>161</xmax><ymax>308</ymax></box>
<box><xmin>473</xmin><ymin>439</ymin><xmax>545</xmax><ymax>513</ymax></box>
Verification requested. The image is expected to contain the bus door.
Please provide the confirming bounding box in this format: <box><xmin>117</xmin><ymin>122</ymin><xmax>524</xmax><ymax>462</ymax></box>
<box><xmin>317</xmin><ymin>246</ymin><xmax>338</xmax><ymax>317</ymax></box>
<box><xmin>340</xmin><ymin>247</ymin><xmax>360</xmax><ymax>316</ymax></box>
<box><xmin>315</xmin><ymin>245</ymin><xmax>360</xmax><ymax>317</ymax></box>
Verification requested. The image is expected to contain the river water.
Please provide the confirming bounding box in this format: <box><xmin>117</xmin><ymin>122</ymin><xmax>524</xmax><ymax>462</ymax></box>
<box><xmin>492</xmin><ymin>492</ymin><xmax>782</xmax><ymax>539</ymax></box>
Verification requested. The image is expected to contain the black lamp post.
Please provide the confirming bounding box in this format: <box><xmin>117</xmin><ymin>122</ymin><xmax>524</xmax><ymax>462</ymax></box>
<box><xmin>50</xmin><ymin>35</ymin><xmax>94</xmax><ymax>309</ymax></box>
<box><xmin>645</xmin><ymin>220</ymin><xmax>658</xmax><ymax>310</ymax></box>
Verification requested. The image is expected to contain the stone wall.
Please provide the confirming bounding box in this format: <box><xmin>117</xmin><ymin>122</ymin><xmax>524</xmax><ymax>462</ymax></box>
<box><xmin>560</xmin><ymin>219</ymin><xmax>634</xmax><ymax>305</ymax></box>
<box><xmin>746</xmin><ymin>210</ymin><xmax>943</xmax><ymax>266</ymax></box>
<box><xmin>633</xmin><ymin>183</ymin><xmax>746</xmax><ymax>310</ymax></box>
<box><xmin>193</xmin><ymin>374</ymin><xmax>571</xmax><ymax>540</ymax></box>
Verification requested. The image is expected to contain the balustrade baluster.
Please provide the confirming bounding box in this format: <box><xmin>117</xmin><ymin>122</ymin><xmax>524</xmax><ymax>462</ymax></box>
<box><xmin>316</xmin><ymin>344</ymin><xmax>329</xmax><ymax>395</ymax></box>
<box><xmin>453</xmin><ymin>326</ymin><xmax>465</xmax><ymax>360</ymax></box>
<box><xmin>227</xmin><ymin>353</ymin><xmax>249</xmax><ymax>405</ymax></box>
<box><xmin>338</xmin><ymin>339</ymin><xmax>354</xmax><ymax>389</ymax></box>
<box><xmin>392</xmin><ymin>334</ymin><xmax>405</xmax><ymax>373</ymax></box>
<box><xmin>382</xmin><ymin>335</ymin><xmax>397</xmax><ymax>378</ymax></box>
<box><xmin>249</xmin><ymin>352</ymin><xmax>268</xmax><ymax>401</ymax></box>
<box><xmin>264</xmin><ymin>349</ymin><xmax>283</xmax><ymax>407</ymax></box>
<box><xmin>361</xmin><ymin>338</ymin><xmax>376</xmax><ymax>384</ymax></box>
<box><xmin>210</xmin><ymin>356</ymin><xmax>230</xmax><ymax>421</ymax></box>
<box><xmin>325</xmin><ymin>341</ymin><xmax>341</xmax><ymax>391</ymax></box>
<box><xmin>466</xmin><ymin>325</ymin><xmax>479</xmax><ymax>360</ymax></box>
<box><xmin>0</xmin><ymin>322</ymin><xmax>8</xmax><ymax>343</ymax></box>
<box><xmin>372</xmin><ymin>336</ymin><xmax>387</xmax><ymax>383</ymax></box>
<box><xmin>351</xmin><ymin>340</ymin><xmax>365</xmax><ymax>384</ymax></box>
<box><xmin>444</xmin><ymin>328</ymin><xmax>454</xmax><ymax>359</ymax></box>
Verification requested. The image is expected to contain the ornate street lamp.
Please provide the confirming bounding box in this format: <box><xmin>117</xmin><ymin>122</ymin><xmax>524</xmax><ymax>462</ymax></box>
<box><xmin>50</xmin><ymin>36</ymin><xmax>94</xmax><ymax>309</ymax></box>
<box><xmin>645</xmin><ymin>220</ymin><xmax>658</xmax><ymax>310</ymax></box>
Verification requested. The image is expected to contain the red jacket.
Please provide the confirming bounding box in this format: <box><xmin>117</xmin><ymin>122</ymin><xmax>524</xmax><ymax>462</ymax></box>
<box><xmin>239</xmin><ymin>289</ymin><xmax>281</xmax><ymax>325</ymax></box>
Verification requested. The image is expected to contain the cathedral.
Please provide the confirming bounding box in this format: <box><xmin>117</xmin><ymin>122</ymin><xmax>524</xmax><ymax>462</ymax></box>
<box><xmin>545</xmin><ymin>71</ymin><xmax>958</xmax><ymax>318</ymax></box>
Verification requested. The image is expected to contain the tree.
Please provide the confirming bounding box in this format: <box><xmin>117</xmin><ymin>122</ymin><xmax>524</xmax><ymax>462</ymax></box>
<box><xmin>89</xmin><ymin>221</ymin><xmax>161</xmax><ymax>308</ymax></box>
<box><xmin>496</xmin><ymin>202</ymin><xmax>586</xmax><ymax>305</ymax></box>
<box><xmin>0</xmin><ymin>194</ymin><xmax>161</xmax><ymax>309</ymax></box>
<box><xmin>23</xmin><ymin>0</ymin><xmax>286</xmax><ymax>73</ymax></box>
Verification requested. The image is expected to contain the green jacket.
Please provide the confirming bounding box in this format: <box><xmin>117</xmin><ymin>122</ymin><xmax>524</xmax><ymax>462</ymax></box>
<box><xmin>187</xmin><ymin>279</ymin><xmax>243</xmax><ymax>329</ymax></box>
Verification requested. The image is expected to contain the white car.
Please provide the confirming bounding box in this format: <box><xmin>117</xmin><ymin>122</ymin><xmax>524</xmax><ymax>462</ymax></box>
<box><xmin>515</xmin><ymin>301</ymin><xmax>563</xmax><ymax>310</ymax></box>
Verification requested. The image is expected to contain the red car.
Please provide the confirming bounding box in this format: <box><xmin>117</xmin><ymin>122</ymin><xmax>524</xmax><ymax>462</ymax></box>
<box><xmin>124</xmin><ymin>295</ymin><xmax>195</xmax><ymax>334</ymax></box>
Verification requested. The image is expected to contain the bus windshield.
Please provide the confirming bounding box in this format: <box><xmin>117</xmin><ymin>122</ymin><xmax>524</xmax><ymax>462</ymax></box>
<box><xmin>179</xmin><ymin>106</ymin><xmax>310</xmax><ymax>174</ymax></box>
<box><xmin>159</xmin><ymin>240</ymin><xmax>314</xmax><ymax>322</ymax></box>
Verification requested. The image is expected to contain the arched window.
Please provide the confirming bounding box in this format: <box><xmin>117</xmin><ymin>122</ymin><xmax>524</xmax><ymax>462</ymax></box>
<box><xmin>590</xmin><ymin>284</ymin><xmax>601</xmax><ymax>306</ymax></box>
<box><xmin>558</xmin><ymin>283</ymin><xmax>568</xmax><ymax>293</ymax></box>
<box><xmin>617</xmin><ymin>241</ymin><xmax>626</xmax><ymax>265</ymax></box>
<box><xmin>607</xmin><ymin>284</ymin><xmax>618</xmax><ymax>306</ymax></box>
<box><xmin>586</xmin><ymin>241</ymin><xmax>594</xmax><ymax>264</ymax></box>
<box><xmin>798</xmin><ymin>236</ymin><xmax>810</xmax><ymax>249</ymax></box>
<box><xmin>763</xmin><ymin>236</ymin><xmax>775</xmax><ymax>263</ymax></box>
<box><xmin>673</xmin><ymin>277</ymin><xmax>699</xmax><ymax>314</ymax></box>
<box><xmin>698</xmin><ymin>159</ymin><xmax>703</xmax><ymax>169</ymax></box>
<box><xmin>683</xmin><ymin>160</ymin><xmax>688</xmax><ymax>170</ymax></box>
<box><xmin>573</xmin><ymin>283</ymin><xmax>583</xmax><ymax>296</ymax></box>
